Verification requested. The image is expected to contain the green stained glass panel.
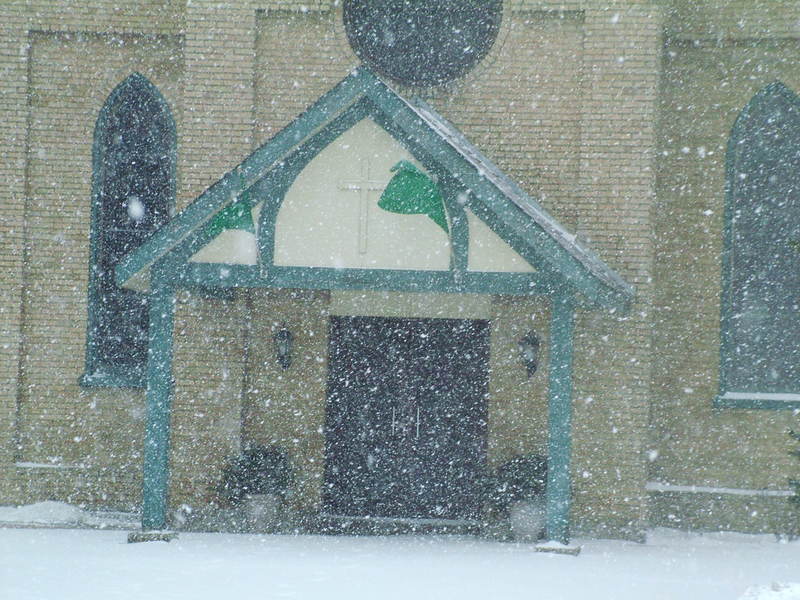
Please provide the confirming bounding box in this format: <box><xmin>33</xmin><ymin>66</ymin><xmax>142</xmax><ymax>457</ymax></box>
<box><xmin>379</xmin><ymin>160</ymin><xmax>449</xmax><ymax>233</ymax></box>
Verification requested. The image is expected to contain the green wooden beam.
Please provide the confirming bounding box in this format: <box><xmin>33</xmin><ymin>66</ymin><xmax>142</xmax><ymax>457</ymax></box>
<box><xmin>545</xmin><ymin>291</ymin><xmax>576</xmax><ymax>544</ymax></box>
<box><xmin>167</xmin><ymin>262</ymin><xmax>554</xmax><ymax>296</ymax></box>
<box><xmin>141</xmin><ymin>271</ymin><xmax>176</xmax><ymax>531</ymax></box>
<box><xmin>441</xmin><ymin>183</ymin><xmax>469</xmax><ymax>273</ymax></box>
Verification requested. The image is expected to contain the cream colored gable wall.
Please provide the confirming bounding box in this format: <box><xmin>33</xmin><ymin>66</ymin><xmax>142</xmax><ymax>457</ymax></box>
<box><xmin>466</xmin><ymin>210</ymin><xmax>535</xmax><ymax>273</ymax></box>
<box><xmin>274</xmin><ymin>118</ymin><xmax>451</xmax><ymax>271</ymax></box>
<box><xmin>190</xmin><ymin>229</ymin><xmax>258</xmax><ymax>265</ymax></box>
<box><xmin>175</xmin><ymin>139</ymin><xmax>537</xmax><ymax>276</ymax></box>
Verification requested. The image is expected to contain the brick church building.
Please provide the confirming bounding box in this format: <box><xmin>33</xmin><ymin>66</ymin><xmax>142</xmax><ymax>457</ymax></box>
<box><xmin>1</xmin><ymin>0</ymin><xmax>798</xmax><ymax>541</ymax></box>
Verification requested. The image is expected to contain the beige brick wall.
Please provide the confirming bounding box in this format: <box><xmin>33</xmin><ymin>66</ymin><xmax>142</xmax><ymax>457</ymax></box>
<box><xmin>169</xmin><ymin>290</ymin><xmax>247</xmax><ymax>509</ymax></box>
<box><xmin>651</xmin><ymin>34</ymin><xmax>800</xmax><ymax>532</ymax></box>
<box><xmin>423</xmin><ymin>10</ymin><xmax>585</xmax><ymax>230</ymax></box>
<box><xmin>0</xmin><ymin>7</ymin><xmax>30</xmax><ymax>480</ymax></box>
<box><xmin>2</xmin><ymin>26</ymin><xmax>182</xmax><ymax>509</ymax></box>
<box><xmin>487</xmin><ymin>297</ymin><xmax>551</xmax><ymax>465</ymax></box>
<box><xmin>254</xmin><ymin>9</ymin><xmax>355</xmax><ymax>145</ymax></box>
<box><xmin>179</xmin><ymin>1</ymin><xmax>257</xmax><ymax>206</ymax></box>
<box><xmin>569</xmin><ymin>1</ymin><xmax>662</xmax><ymax>539</ymax></box>
<box><xmin>0</xmin><ymin>1</ymin><xmax>671</xmax><ymax>540</ymax></box>
<box><xmin>665</xmin><ymin>0</ymin><xmax>800</xmax><ymax>40</ymax></box>
<box><xmin>242</xmin><ymin>289</ymin><xmax>331</xmax><ymax>511</ymax></box>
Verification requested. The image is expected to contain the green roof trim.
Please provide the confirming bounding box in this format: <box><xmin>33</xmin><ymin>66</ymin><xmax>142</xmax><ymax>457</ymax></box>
<box><xmin>116</xmin><ymin>66</ymin><xmax>633</xmax><ymax>311</ymax></box>
<box><xmin>164</xmin><ymin>262</ymin><xmax>554</xmax><ymax>296</ymax></box>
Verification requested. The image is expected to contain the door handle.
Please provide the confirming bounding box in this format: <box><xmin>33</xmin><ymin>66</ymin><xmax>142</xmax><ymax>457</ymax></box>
<box><xmin>391</xmin><ymin>406</ymin><xmax>420</xmax><ymax>438</ymax></box>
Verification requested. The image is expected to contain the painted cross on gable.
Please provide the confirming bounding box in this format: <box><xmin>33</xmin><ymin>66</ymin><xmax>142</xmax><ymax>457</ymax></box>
<box><xmin>338</xmin><ymin>159</ymin><xmax>385</xmax><ymax>255</ymax></box>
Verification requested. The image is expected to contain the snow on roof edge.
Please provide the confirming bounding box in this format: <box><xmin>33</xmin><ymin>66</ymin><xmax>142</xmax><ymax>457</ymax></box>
<box><xmin>386</xmin><ymin>84</ymin><xmax>633</xmax><ymax>301</ymax></box>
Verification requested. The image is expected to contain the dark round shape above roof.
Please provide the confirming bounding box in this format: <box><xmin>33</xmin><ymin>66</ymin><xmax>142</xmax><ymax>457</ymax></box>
<box><xmin>343</xmin><ymin>0</ymin><xmax>503</xmax><ymax>87</ymax></box>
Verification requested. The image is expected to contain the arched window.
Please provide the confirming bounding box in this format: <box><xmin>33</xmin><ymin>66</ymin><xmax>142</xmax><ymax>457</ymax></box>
<box><xmin>719</xmin><ymin>82</ymin><xmax>800</xmax><ymax>405</ymax></box>
<box><xmin>81</xmin><ymin>74</ymin><xmax>176</xmax><ymax>387</ymax></box>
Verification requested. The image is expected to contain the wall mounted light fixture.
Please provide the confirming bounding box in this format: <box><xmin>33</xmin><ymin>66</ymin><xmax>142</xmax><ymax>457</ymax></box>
<box><xmin>518</xmin><ymin>331</ymin><xmax>540</xmax><ymax>378</ymax></box>
<box><xmin>273</xmin><ymin>325</ymin><xmax>293</xmax><ymax>370</ymax></box>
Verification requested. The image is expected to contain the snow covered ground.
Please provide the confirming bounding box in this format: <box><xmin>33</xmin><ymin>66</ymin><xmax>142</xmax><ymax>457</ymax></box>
<box><xmin>1</xmin><ymin>503</ymin><xmax>799</xmax><ymax>600</ymax></box>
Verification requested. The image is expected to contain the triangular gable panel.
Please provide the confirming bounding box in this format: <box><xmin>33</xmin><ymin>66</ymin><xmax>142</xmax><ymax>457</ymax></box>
<box><xmin>189</xmin><ymin>229</ymin><xmax>258</xmax><ymax>265</ymax></box>
<box><xmin>466</xmin><ymin>209</ymin><xmax>535</xmax><ymax>273</ymax></box>
<box><xmin>274</xmin><ymin>118</ymin><xmax>450</xmax><ymax>271</ymax></box>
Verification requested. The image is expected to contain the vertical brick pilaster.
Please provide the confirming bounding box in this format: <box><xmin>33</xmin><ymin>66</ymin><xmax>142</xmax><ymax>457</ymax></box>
<box><xmin>570</xmin><ymin>0</ymin><xmax>663</xmax><ymax>537</ymax></box>
<box><xmin>179</xmin><ymin>2</ymin><xmax>258</xmax><ymax>208</ymax></box>
<box><xmin>168</xmin><ymin>1</ymin><xmax>260</xmax><ymax>508</ymax></box>
<box><xmin>0</xmin><ymin>11</ymin><xmax>30</xmax><ymax>475</ymax></box>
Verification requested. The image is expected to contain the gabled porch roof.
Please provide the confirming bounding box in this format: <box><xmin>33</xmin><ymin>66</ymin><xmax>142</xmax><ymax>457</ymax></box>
<box><xmin>127</xmin><ymin>66</ymin><xmax>632</xmax><ymax>543</ymax></box>
<box><xmin>116</xmin><ymin>66</ymin><xmax>633</xmax><ymax>311</ymax></box>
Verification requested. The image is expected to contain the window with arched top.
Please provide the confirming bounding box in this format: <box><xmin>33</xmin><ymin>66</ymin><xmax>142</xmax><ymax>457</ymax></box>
<box><xmin>718</xmin><ymin>82</ymin><xmax>800</xmax><ymax>406</ymax></box>
<box><xmin>81</xmin><ymin>74</ymin><xmax>176</xmax><ymax>387</ymax></box>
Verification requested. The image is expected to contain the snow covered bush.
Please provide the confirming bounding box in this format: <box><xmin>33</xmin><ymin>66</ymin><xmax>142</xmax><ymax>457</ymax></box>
<box><xmin>481</xmin><ymin>454</ymin><xmax>548</xmax><ymax>540</ymax></box>
<box><xmin>217</xmin><ymin>444</ymin><xmax>294</xmax><ymax>507</ymax></box>
<box><xmin>486</xmin><ymin>454</ymin><xmax>547</xmax><ymax>517</ymax></box>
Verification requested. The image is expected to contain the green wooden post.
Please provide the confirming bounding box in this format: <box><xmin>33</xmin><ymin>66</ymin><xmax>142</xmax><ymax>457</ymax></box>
<box><xmin>142</xmin><ymin>274</ymin><xmax>175</xmax><ymax>530</ymax></box>
<box><xmin>546</xmin><ymin>291</ymin><xmax>576</xmax><ymax>544</ymax></box>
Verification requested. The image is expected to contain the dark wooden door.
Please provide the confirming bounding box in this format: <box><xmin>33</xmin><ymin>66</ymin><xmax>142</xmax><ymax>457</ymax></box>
<box><xmin>323</xmin><ymin>316</ymin><xmax>489</xmax><ymax>520</ymax></box>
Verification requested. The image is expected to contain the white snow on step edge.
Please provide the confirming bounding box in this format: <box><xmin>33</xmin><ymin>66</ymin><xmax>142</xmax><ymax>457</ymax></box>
<box><xmin>720</xmin><ymin>391</ymin><xmax>800</xmax><ymax>402</ymax></box>
<box><xmin>646</xmin><ymin>481</ymin><xmax>794</xmax><ymax>497</ymax></box>
<box><xmin>0</xmin><ymin>501</ymin><xmax>138</xmax><ymax>528</ymax></box>
<box><xmin>0</xmin><ymin>501</ymin><xmax>85</xmax><ymax>524</ymax></box>
<box><xmin>740</xmin><ymin>583</ymin><xmax>800</xmax><ymax>600</ymax></box>
<box><xmin>15</xmin><ymin>461</ymin><xmax>88</xmax><ymax>470</ymax></box>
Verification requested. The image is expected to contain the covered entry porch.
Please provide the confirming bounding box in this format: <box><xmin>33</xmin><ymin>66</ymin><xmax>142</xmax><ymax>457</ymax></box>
<box><xmin>117</xmin><ymin>67</ymin><xmax>633</xmax><ymax>543</ymax></box>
